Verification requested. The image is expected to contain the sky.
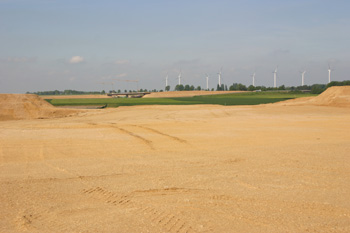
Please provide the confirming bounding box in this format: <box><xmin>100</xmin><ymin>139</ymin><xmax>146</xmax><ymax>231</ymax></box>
<box><xmin>1</xmin><ymin>0</ymin><xmax>349</xmax><ymax>93</ymax></box>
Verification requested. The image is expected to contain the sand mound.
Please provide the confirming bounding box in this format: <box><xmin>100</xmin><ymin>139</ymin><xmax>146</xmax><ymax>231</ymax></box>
<box><xmin>309</xmin><ymin>86</ymin><xmax>350</xmax><ymax>107</ymax></box>
<box><xmin>278</xmin><ymin>86</ymin><xmax>350</xmax><ymax>107</ymax></box>
<box><xmin>0</xmin><ymin>94</ymin><xmax>79</xmax><ymax>121</ymax></box>
<box><xmin>143</xmin><ymin>90</ymin><xmax>246</xmax><ymax>98</ymax></box>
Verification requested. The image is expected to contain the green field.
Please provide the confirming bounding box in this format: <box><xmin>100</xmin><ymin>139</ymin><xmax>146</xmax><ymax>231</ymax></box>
<box><xmin>45</xmin><ymin>92</ymin><xmax>315</xmax><ymax>108</ymax></box>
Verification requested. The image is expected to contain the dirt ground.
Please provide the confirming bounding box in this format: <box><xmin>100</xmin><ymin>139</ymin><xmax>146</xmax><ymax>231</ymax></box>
<box><xmin>1</xmin><ymin>87</ymin><xmax>350</xmax><ymax>232</ymax></box>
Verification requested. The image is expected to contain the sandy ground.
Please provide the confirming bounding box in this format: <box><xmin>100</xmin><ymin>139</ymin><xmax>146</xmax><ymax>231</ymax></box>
<box><xmin>1</xmin><ymin>87</ymin><xmax>350</xmax><ymax>232</ymax></box>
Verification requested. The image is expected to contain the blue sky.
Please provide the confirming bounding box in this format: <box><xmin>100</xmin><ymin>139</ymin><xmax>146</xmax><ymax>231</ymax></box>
<box><xmin>1</xmin><ymin>0</ymin><xmax>349</xmax><ymax>93</ymax></box>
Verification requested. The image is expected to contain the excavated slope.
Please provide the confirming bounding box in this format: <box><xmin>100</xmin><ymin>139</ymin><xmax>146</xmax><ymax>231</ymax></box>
<box><xmin>277</xmin><ymin>86</ymin><xmax>350</xmax><ymax>107</ymax></box>
<box><xmin>0</xmin><ymin>94</ymin><xmax>79</xmax><ymax>121</ymax></box>
<box><xmin>308</xmin><ymin>86</ymin><xmax>350</xmax><ymax>107</ymax></box>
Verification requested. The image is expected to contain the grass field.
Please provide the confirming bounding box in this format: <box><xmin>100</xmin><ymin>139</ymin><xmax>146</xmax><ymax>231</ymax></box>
<box><xmin>45</xmin><ymin>92</ymin><xmax>315</xmax><ymax>107</ymax></box>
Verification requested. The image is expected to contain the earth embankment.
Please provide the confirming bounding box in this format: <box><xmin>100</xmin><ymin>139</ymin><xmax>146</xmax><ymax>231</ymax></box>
<box><xmin>277</xmin><ymin>86</ymin><xmax>350</xmax><ymax>107</ymax></box>
<box><xmin>0</xmin><ymin>94</ymin><xmax>80</xmax><ymax>121</ymax></box>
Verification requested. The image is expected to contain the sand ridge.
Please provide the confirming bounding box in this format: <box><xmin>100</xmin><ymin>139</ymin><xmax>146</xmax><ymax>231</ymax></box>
<box><xmin>0</xmin><ymin>94</ymin><xmax>80</xmax><ymax>121</ymax></box>
<box><xmin>277</xmin><ymin>86</ymin><xmax>350</xmax><ymax>107</ymax></box>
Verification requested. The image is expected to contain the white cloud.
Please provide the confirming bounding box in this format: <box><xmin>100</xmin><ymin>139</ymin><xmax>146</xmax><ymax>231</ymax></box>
<box><xmin>69</xmin><ymin>56</ymin><xmax>84</xmax><ymax>64</ymax></box>
<box><xmin>116</xmin><ymin>73</ymin><xmax>127</xmax><ymax>78</ymax></box>
<box><xmin>115</xmin><ymin>59</ymin><xmax>130</xmax><ymax>65</ymax></box>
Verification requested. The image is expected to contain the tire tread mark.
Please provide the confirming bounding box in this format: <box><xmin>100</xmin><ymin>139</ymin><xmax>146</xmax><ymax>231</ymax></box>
<box><xmin>110</xmin><ymin>124</ymin><xmax>154</xmax><ymax>149</ymax></box>
<box><xmin>132</xmin><ymin>125</ymin><xmax>188</xmax><ymax>144</ymax></box>
<box><xmin>83</xmin><ymin>187</ymin><xmax>198</xmax><ymax>232</ymax></box>
<box><xmin>86</xmin><ymin>123</ymin><xmax>154</xmax><ymax>149</ymax></box>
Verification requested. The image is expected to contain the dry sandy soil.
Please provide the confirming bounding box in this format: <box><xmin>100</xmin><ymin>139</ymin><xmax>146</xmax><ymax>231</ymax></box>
<box><xmin>1</xmin><ymin>87</ymin><xmax>350</xmax><ymax>232</ymax></box>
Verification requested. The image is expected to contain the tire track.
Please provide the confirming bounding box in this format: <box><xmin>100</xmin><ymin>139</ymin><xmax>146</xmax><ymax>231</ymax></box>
<box><xmin>83</xmin><ymin>187</ymin><xmax>198</xmax><ymax>232</ymax></box>
<box><xmin>113</xmin><ymin>125</ymin><xmax>154</xmax><ymax>149</ymax></box>
<box><xmin>222</xmin><ymin>110</ymin><xmax>231</xmax><ymax>117</ymax></box>
<box><xmin>32</xmin><ymin>122</ymin><xmax>155</xmax><ymax>149</ymax></box>
<box><xmin>209</xmin><ymin>110</ymin><xmax>220</xmax><ymax>118</ymax></box>
<box><xmin>89</xmin><ymin>123</ymin><xmax>154</xmax><ymax>150</ymax></box>
<box><xmin>83</xmin><ymin>187</ymin><xmax>134</xmax><ymax>208</ymax></box>
<box><xmin>142</xmin><ymin>206</ymin><xmax>196</xmax><ymax>233</ymax></box>
<box><xmin>131</xmin><ymin>125</ymin><xmax>188</xmax><ymax>144</ymax></box>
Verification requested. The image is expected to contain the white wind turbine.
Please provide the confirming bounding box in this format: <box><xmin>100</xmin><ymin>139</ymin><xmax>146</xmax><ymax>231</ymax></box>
<box><xmin>178</xmin><ymin>70</ymin><xmax>182</xmax><ymax>85</ymax></box>
<box><xmin>205</xmin><ymin>73</ymin><xmax>209</xmax><ymax>90</ymax></box>
<box><xmin>300</xmin><ymin>70</ymin><xmax>306</xmax><ymax>86</ymax></box>
<box><xmin>217</xmin><ymin>67</ymin><xmax>222</xmax><ymax>87</ymax></box>
<box><xmin>165</xmin><ymin>72</ymin><xmax>169</xmax><ymax>89</ymax></box>
<box><xmin>273</xmin><ymin>66</ymin><xmax>278</xmax><ymax>88</ymax></box>
<box><xmin>252</xmin><ymin>71</ymin><xmax>256</xmax><ymax>87</ymax></box>
<box><xmin>328</xmin><ymin>64</ymin><xmax>334</xmax><ymax>83</ymax></box>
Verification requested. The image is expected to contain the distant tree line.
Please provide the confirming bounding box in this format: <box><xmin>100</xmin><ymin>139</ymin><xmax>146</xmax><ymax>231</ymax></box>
<box><xmin>27</xmin><ymin>90</ymin><xmax>105</xmax><ymax>95</ymax></box>
<box><xmin>174</xmin><ymin>84</ymin><xmax>202</xmax><ymax>91</ymax></box>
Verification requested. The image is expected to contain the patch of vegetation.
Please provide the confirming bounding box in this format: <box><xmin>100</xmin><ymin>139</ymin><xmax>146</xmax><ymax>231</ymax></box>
<box><xmin>46</xmin><ymin>92</ymin><xmax>315</xmax><ymax>108</ymax></box>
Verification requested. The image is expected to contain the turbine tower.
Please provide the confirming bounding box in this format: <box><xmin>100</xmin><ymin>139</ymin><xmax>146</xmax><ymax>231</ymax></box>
<box><xmin>178</xmin><ymin>70</ymin><xmax>182</xmax><ymax>85</ymax></box>
<box><xmin>217</xmin><ymin>68</ymin><xmax>222</xmax><ymax>86</ymax></box>
<box><xmin>205</xmin><ymin>73</ymin><xmax>209</xmax><ymax>90</ymax></box>
<box><xmin>328</xmin><ymin>64</ymin><xmax>334</xmax><ymax>83</ymax></box>
<box><xmin>252</xmin><ymin>72</ymin><xmax>256</xmax><ymax>87</ymax></box>
<box><xmin>300</xmin><ymin>70</ymin><xmax>306</xmax><ymax>86</ymax></box>
<box><xmin>273</xmin><ymin>67</ymin><xmax>278</xmax><ymax>88</ymax></box>
<box><xmin>165</xmin><ymin>72</ymin><xmax>168</xmax><ymax>88</ymax></box>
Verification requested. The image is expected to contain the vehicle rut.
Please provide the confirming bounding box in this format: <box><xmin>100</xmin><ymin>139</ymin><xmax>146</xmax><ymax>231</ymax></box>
<box><xmin>83</xmin><ymin>186</ymin><xmax>198</xmax><ymax>232</ymax></box>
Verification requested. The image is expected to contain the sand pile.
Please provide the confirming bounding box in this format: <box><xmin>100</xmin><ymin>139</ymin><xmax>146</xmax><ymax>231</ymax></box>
<box><xmin>308</xmin><ymin>86</ymin><xmax>350</xmax><ymax>107</ymax></box>
<box><xmin>278</xmin><ymin>86</ymin><xmax>350</xmax><ymax>107</ymax></box>
<box><xmin>0</xmin><ymin>94</ymin><xmax>79</xmax><ymax>121</ymax></box>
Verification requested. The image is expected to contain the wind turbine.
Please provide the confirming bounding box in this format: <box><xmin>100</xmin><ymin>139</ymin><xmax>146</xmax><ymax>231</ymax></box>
<box><xmin>165</xmin><ymin>72</ymin><xmax>169</xmax><ymax>89</ymax></box>
<box><xmin>217</xmin><ymin>67</ymin><xmax>222</xmax><ymax>87</ymax></box>
<box><xmin>178</xmin><ymin>70</ymin><xmax>182</xmax><ymax>85</ymax></box>
<box><xmin>252</xmin><ymin>71</ymin><xmax>256</xmax><ymax>87</ymax></box>
<box><xmin>328</xmin><ymin>64</ymin><xmax>334</xmax><ymax>83</ymax></box>
<box><xmin>205</xmin><ymin>73</ymin><xmax>209</xmax><ymax>90</ymax></box>
<box><xmin>300</xmin><ymin>70</ymin><xmax>306</xmax><ymax>86</ymax></box>
<box><xmin>273</xmin><ymin>66</ymin><xmax>278</xmax><ymax>88</ymax></box>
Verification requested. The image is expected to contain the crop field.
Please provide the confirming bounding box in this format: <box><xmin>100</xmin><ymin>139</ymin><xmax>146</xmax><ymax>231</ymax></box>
<box><xmin>45</xmin><ymin>92</ymin><xmax>315</xmax><ymax>107</ymax></box>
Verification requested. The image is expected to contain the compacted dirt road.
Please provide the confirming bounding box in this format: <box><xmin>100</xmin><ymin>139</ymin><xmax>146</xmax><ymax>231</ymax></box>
<box><xmin>1</xmin><ymin>87</ymin><xmax>350</xmax><ymax>232</ymax></box>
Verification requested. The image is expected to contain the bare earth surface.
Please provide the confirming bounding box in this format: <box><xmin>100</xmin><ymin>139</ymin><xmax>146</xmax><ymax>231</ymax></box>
<box><xmin>1</xmin><ymin>87</ymin><xmax>350</xmax><ymax>232</ymax></box>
